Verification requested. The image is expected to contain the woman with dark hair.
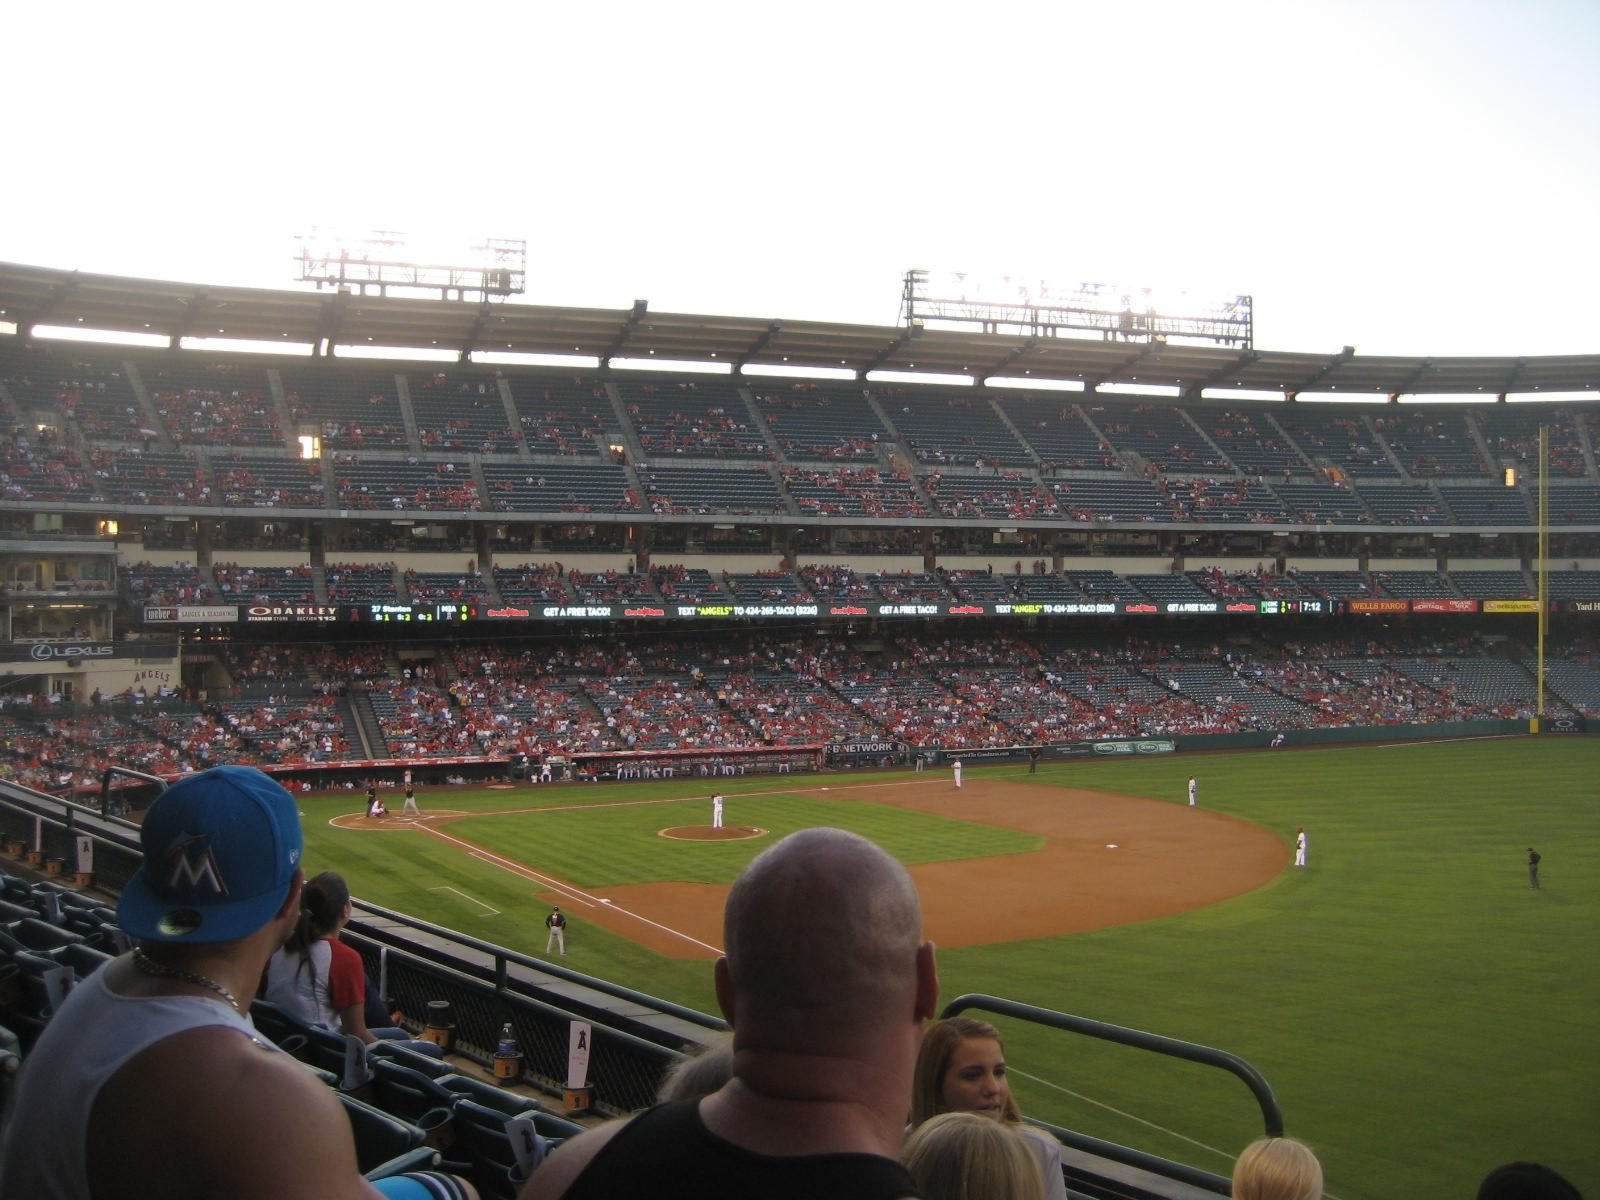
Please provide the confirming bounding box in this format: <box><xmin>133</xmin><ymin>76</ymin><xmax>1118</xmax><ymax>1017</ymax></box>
<box><xmin>910</xmin><ymin>1017</ymin><xmax>1068</xmax><ymax>1200</ymax></box>
<box><xmin>261</xmin><ymin>871</ymin><xmax>414</xmax><ymax>1045</ymax></box>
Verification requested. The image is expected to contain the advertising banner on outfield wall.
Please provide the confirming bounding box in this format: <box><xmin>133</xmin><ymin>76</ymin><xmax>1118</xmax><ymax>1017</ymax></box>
<box><xmin>1567</xmin><ymin>600</ymin><xmax>1600</xmax><ymax>614</ymax></box>
<box><xmin>1482</xmin><ymin>600</ymin><xmax>1541</xmax><ymax>614</ymax></box>
<box><xmin>144</xmin><ymin>605</ymin><xmax>240</xmax><ymax>623</ymax></box>
<box><xmin>1411</xmin><ymin>599</ymin><xmax>1481</xmax><ymax>613</ymax></box>
<box><xmin>1346</xmin><ymin>599</ymin><xmax>1410</xmax><ymax>614</ymax></box>
<box><xmin>1543</xmin><ymin>716</ymin><xmax>1588</xmax><ymax>734</ymax></box>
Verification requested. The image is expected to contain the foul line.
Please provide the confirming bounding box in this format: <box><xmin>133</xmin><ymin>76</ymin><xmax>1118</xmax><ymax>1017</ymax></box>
<box><xmin>1012</xmin><ymin>1068</ymin><xmax>1346</xmax><ymax>1200</ymax></box>
<box><xmin>427</xmin><ymin>885</ymin><xmax>500</xmax><ymax>916</ymax></box>
<box><xmin>418</xmin><ymin>823</ymin><xmax>724</xmax><ymax>955</ymax></box>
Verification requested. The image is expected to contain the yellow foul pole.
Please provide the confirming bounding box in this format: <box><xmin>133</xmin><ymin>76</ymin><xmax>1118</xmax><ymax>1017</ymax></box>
<box><xmin>1537</xmin><ymin>425</ymin><xmax>1548</xmax><ymax>725</ymax></box>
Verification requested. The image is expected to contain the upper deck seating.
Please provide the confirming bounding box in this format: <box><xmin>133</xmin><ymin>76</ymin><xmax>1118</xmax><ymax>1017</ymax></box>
<box><xmin>781</xmin><ymin>466</ymin><xmax>926</xmax><ymax>517</ymax></box>
<box><xmin>620</xmin><ymin>378</ymin><xmax>771</xmax><ymax>460</ymax></box>
<box><xmin>481</xmin><ymin>462</ymin><xmax>636</xmax><ymax>513</ymax></box>
<box><xmin>1273</xmin><ymin>409</ymin><xmax>1401</xmax><ymax>480</ymax></box>
<box><xmin>333</xmin><ymin>459</ymin><xmax>480</xmax><ymax>512</ymax></box>
<box><xmin>2</xmin><ymin>348</ymin><xmax>142</xmax><ymax>440</ymax></box>
<box><xmin>1047</xmin><ymin>478</ymin><xmax>1166</xmax><ymax>521</ymax></box>
<box><xmin>993</xmin><ymin>396</ymin><xmax>1122</xmax><ymax>472</ymax></box>
<box><xmin>1374</xmin><ymin>409</ymin><xmax>1490</xmax><ymax>478</ymax></box>
<box><xmin>145</xmin><ymin>362</ymin><xmax>281</xmax><ymax>448</ymax></box>
<box><xmin>1088</xmin><ymin>402</ymin><xmax>1229</xmax><ymax>472</ymax></box>
<box><xmin>1190</xmin><ymin>406</ymin><xmax>1313</xmax><ymax>477</ymax></box>
<box><xmin>1545</xmin><ymin>484</ymin><xmax>1600</xmax><ymax>525</ymax></box>
<box><xmin>506</xmin><ymin>374</ymin><xmax>617</xmax><ymax>457</ymax></box>
<box><xmin>1475</xmin><ymin>404</ymin><xmax>1590</xmax><ymax>477</ymax></box>
<box><xmin>638</xmin><ymin>465</ymin><xmax>784</xmax><ymax>515</ymax></box>
<box><xmin>410</xmin><ymin>370</ymin><xmax>518</xmax><ymax>453</ymax></box>
<box><xmin>1358</xmin><ymin>484</ymin><xmax>1446</xmax><ymax>524</ymax></box>
<box><xmin>755</xmin><ymin>385</ymin><xmax>888</xmax><ymax>461</ymax></box>
<box><xmin>877</xmin><ymin>388</ymin><xmax>1031</xmax><ymax>468</ymax></box>
<box><xmin>1436</xmin><ymin>485</ymin><xmax>1532</xmax><ymax>524</ymax></box>
<box><xmin>1159</xmin><ymin>478</ymin><xmax>1287</xmax><ymax>523</ymax></box>
<box><xmin>212</xmin><ymin>453</ymin><xmax>328</xmax><ymax>508</ymax></box>
<box><xmin>283</xmin><ymin>367</ymin><xmax>408</xmax><ymax>449</ymax></box>
<box><xmin>920</xmin><ymin>472</ymin><xmax>1058</xmax><ymax>520</ymax></box>
<box><xmin>1271</xmin><ymin>481</ymin><xmax>1367</xmax><ymax>523</ymax></box>
<box><xmin>88</xmin><ymin>449</ymin><xmax>207</xmax><ymax>505</ymax></box>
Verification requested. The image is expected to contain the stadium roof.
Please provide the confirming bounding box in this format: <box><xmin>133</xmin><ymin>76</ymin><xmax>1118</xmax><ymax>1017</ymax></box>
<box><xmin>2</xmin><ymin>261</ymin><xmax>1596</xmax><ymax>397</ymax></box>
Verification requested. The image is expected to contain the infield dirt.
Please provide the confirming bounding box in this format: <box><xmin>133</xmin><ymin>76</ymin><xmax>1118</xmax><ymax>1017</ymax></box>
<box><xmin>451</xmin><ymin>778</ymin><xmax>1289</xmax><ymax>959</ymax></box>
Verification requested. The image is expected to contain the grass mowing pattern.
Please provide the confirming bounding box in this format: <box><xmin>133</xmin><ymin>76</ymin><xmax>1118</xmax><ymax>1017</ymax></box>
<box><xmin>449</xmin><ymin>791</ymin><xmax>1041</xmax><ymax>887</ymax></box>
<box><xmin>305</xmin><ymin>740</ymin><xmax>1599</xmax><ymax>1200</ymax></box>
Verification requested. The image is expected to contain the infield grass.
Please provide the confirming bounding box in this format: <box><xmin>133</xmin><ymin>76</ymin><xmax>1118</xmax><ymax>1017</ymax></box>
<box><xmin>303</xmin><ymin>737</ymin><xmax>1599</xmax><ymax>1200</ymax></box>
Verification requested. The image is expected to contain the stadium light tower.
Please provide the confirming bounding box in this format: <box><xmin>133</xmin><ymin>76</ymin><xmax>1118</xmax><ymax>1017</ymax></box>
<box><xmin>902</xmin><ymin>269</ymin><xmax>1253</xmax><ymax>349</ymax></box>
<box><xmin>295</xmin><ymin>228</ymin><xmax>526</xmax><ymax>301</ymax></box>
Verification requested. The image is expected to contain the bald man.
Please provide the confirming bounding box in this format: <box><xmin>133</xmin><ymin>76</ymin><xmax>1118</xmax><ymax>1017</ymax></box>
<box><xmin>521</xmin><ymin>828</ymin><xmax>938</xmax><ymax>1200</ymax></box>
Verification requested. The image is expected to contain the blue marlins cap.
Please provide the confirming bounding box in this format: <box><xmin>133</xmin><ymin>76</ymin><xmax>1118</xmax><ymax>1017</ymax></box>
<box><xmin>118</xmin><ymin>765</ymin><xmax>304</xmax><ymax>944</ymax></box>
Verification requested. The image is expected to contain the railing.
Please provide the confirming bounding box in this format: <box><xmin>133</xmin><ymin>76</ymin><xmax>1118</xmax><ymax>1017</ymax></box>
<box><xmin>346</xmin><ymin>899</ymin><xmax>724</xmax><ymax>1115</ymax></box>
<box><xmin>942</xmin><ymin>993</ymin><xmax>1284</xmax><ymax>1197</ymax></box>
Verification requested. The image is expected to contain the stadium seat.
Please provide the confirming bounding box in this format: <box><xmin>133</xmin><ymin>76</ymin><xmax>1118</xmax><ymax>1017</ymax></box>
<box><xmin>7</xmin><ymin>919</ymin><xmax>81</xmax><ymax>953</ymax></box>
<box><xmin>336</xmin><ymin>1090</ymin><xmax>430</xmax><ymax>1175</ymax></box>
<box><xmin>447</xmin><ymin>1097</ymin><xmax>559</xmax><ymax>1200</ymax></box>
<box><xmin>367</xmin><ymin>1039</ymin><xmax>458</xmax><ymax>1079</ymax></box>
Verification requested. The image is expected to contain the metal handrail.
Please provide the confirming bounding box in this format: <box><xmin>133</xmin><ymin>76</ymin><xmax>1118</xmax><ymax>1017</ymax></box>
<box><xmin>943</xmin><ymin>993</ymin><xmax>1285</xmax><ymax>1196</ymax></box>
<box><xmin>351</xmin><ymin>898</ymin><xmax>726</xmax><ymax>1034</ymax></box>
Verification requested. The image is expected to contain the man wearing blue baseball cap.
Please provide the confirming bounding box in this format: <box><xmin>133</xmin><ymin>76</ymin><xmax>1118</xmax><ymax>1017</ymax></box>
<box><xmin>0</xmin><ymin>765</ymin><xmax>475</xmax><ymax>1200</ymax></box>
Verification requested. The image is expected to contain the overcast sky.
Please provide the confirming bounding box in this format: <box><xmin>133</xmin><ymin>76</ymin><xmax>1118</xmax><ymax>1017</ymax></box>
<box><xmin>4</xmin><ymin>1</ymin><xmax>1596</xmax><ymax>359</ymax></box>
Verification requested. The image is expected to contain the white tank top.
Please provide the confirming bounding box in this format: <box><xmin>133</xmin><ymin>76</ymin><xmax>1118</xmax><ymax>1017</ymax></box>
<box><xmin>0</xmin><ymin>963</ymin><xmax>267</xmax><ymax>1200</ymax></box>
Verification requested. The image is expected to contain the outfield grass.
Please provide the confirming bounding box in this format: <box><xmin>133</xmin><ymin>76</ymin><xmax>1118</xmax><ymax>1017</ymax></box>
<box><xmin>305</xmin><ymin>738</ymin><xmax>1599</xmax><ymax>1200</ymax></box>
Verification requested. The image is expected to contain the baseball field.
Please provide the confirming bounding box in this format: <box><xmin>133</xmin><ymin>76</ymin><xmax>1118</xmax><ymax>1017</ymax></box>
<box><xmin>300</xmin><ymin>736</ymin><xmax>1599</xmax><ymax>1200</ymax></box>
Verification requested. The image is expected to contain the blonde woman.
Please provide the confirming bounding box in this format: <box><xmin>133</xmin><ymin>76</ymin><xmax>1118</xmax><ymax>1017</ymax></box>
<box><xmin>911</xmin><ymin>1017</ymin><xmax>1067</xmax><ymax>1200</ymax></box>
<box><xmin>902</xmin><ymin>1112</ymin><xmax>1045</xmax><ymax>1200</ymax></box>
<box><xmin>1232</xmin><ymin>1136</ymin><xmax>1324</xmax><ymax>1200</ymax></box>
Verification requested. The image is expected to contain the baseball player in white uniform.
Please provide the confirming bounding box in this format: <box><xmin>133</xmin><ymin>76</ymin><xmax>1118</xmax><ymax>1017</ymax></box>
<box><xmin>1294</xmin><ymin>827</ymin><xmax>1307</xmax><ymax>868</ymax></box>
<box><xmin>712</xmin><ymin>793</ymin><xmax>725</xmax><ymax>828</ymax></box>
<box><xmin>952</xmin><ymin>759</ymin><xmax>963</xmax><ymax>788</ymax></box>
<box><xmin>1188</xmin><ymin>776</ymin><xmax>1197</xmax><ymax>807</ymax></box>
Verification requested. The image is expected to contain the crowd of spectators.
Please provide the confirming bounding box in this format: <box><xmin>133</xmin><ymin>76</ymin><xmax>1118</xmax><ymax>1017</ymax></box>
<box><xmin>1</xmin><ymin>627</ymin><xmax>1593</xmax><ymax>795</ymax></box>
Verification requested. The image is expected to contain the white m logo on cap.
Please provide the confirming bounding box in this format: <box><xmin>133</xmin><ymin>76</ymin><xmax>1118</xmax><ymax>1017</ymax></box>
<box><xmin>164</xmin><ymin>834</ymin><xmax>228</xmax><ymax>896</ymax></box>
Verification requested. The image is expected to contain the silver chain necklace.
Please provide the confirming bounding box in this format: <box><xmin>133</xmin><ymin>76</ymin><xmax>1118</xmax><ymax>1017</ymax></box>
<box><xmin>131</xmin><ymin>947</ymin><xmax>242</xmax><ymax>1013</ymax></box>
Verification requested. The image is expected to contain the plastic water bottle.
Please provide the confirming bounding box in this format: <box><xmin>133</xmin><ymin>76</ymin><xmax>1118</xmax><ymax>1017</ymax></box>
<box><xmin>498</xmin><ymin>1023</ymin><xmax>517</xmax><ymax>1057</ymax></box>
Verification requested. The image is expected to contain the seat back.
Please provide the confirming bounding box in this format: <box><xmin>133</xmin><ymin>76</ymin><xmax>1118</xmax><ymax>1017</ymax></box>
<box><xmin>336</xmin><ymin>1091</ymin><xmax>428</xmax><ymax>1175</ymax></box>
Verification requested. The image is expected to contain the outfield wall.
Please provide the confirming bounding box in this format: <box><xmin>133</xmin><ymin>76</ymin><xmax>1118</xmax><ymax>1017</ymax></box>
<box><xmin>939</xmin><ymin>719</ymin><xmax>1568</xmax><ymax>765</ymax></box>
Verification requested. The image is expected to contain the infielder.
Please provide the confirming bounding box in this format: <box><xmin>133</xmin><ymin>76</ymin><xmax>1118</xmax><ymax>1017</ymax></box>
<box><xmin>545</xmin><ymin>906</ymin><xmax>567</xmax><ymax>956</ymax></box>
<box><xmin>1294</xmin><ymin>827</ymin><xmax>1307</xmax><ymax>868</ymax></box>
<box><xmin>1188</xmin><ymin>775</ymin><xmax>1197</xmax><ymax>807</ymax></box>
<box><xmin>712</xmin><ymin>793</ymin><xmax>725</xmax><ymax>829</ymax></box>
<box><xmin>952</xmin><ymin>759</ymin><xmax>963</xmax><ymax>788</ymax></box>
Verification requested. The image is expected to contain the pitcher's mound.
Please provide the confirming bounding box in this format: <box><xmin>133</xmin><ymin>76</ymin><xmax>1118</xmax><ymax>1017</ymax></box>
<box><xmin>659</xmin><ymin>825</ymin><xmax>768</xmax><ymax>842</ymax></box>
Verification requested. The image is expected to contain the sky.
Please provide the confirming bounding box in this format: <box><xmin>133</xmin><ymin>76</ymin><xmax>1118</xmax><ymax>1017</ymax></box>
<box><xmin>3</xmin><ymin>1</ymin><xmax>1597</xmax><ymax>360</ymax></box>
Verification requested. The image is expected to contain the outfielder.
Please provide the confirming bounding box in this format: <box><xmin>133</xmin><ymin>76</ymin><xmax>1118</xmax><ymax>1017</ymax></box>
<box><xmin>1294</xmin><ymin>827</ymin><xmax>1307</xmax><ymax>868</ymax></box>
